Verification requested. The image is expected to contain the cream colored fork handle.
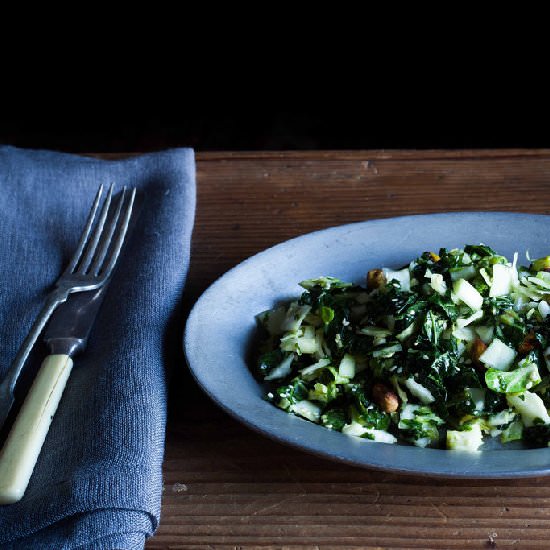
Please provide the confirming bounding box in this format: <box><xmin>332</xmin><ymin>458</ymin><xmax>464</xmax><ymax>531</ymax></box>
<box><xmin>0</xmin><ymin>354</ymin><xmax>73</xmax><ymax>504</ymax></box>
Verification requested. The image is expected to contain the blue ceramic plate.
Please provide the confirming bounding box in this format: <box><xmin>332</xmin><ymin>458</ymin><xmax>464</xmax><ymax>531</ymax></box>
<box><xmin>185</xmin><ymin>212</ymin><xmax>550</xmax><ymax>478</ymax></box>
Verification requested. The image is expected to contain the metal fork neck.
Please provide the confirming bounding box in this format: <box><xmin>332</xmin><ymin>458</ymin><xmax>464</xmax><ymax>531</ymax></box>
<box><xmin>2</xmin><ymin>289</ymin><xmax>70</xmax><ymax>393</ymax></box>
<box><xmin>47</xmin><ymin>337</ymin><xmax>85</xmax><ymax>357</ymax></box>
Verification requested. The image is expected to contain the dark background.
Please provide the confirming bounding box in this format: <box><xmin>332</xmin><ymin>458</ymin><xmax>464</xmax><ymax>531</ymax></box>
<box><xmin>1</xmin><ymin>106</ymin><xmax>549</xmax><ymax>153</ymax></box>
<box><xmin>2</xmin><ymin>22</ymin><xmax>547</xmax><ymax>153</ymax></box>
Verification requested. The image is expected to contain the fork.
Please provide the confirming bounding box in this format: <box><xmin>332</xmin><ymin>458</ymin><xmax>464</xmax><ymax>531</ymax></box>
<box><xmin>0</xmin><ymin>184</ymin><xmax>136</xmax><ymax>431</ymax></box>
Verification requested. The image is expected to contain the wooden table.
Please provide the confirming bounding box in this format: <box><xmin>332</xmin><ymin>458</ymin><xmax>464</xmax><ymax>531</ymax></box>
<box><xmin>148</xmin><ymin>150</ymin><xmax>550</xmax><ymax>549</ymax></box>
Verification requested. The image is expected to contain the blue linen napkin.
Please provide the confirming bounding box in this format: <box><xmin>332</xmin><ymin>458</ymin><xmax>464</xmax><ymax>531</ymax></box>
<box><xmin>0</xmin><ymin>146</ymin><xmax>196</xmax><ymax>549</ymax></box>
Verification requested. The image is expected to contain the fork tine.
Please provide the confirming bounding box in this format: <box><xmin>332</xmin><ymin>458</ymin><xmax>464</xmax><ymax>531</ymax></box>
<box><xmin>98</xmin><ymin>187</ymin><xmax>136</xmax><ymax>279</ymax></box>
<box><xmin>64</xmin><ymin>185</ymin><xmax>104</xmax><ymax>274</ymax></box>
<box><xmin>88</xmin><ymin>187</ymin><xmax>127</xmax><ymax>276</ymax></box>
<box><xmin>77</xmin><ymin>184</ymin><xmax>114</xmax><ymax>274</ymax></box>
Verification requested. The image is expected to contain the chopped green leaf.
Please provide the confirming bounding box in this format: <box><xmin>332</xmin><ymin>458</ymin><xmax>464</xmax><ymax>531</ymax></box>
<box><xmin>485</xmin><ymin>363</ymin><xmax>541</xmax><ymax>394</ymax></box>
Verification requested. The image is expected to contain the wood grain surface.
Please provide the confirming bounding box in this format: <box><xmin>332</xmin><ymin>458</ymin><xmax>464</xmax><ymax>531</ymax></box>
<box><xmin>148</xmin><ymin>150</ymin><xmax>550</xmax><ymax>549</ymax></box>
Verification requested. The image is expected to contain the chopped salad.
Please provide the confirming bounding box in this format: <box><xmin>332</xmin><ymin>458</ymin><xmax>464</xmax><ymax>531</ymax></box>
<box><xmin>254</xmin><ymin>245</ymin><xmax>550</xmax><ymax>451</ymax></box>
